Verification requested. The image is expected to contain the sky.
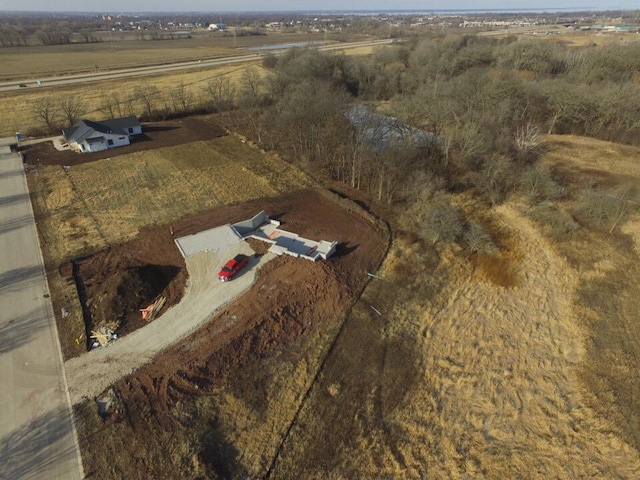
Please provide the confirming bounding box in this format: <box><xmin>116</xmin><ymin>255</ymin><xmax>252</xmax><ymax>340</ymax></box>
<box><xmin>1</xmin><ymin>0</ymin><xmax>637</xmax><ymax>12</ymax></box>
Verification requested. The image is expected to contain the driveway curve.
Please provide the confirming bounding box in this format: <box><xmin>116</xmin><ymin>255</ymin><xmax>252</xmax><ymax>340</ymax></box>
<box><xmin>64</xmin><ymin>244</ymin><xmax>274</xmax><ymax>405</ymax></box>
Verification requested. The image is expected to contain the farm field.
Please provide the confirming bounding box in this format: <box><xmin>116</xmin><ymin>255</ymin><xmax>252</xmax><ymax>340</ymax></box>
<box><xmin>0</xmin><ymin>32</ymin><xmax>361</xmax><ymax>80</ymax></box>
<box><xmin>0</xmin><ymin>63</ymin><xmax>260</xmax><ymax>137</ymax></box>
<box><xmin>0</xmin><ymin>40</ymin><xmax>381</xmax><ymax>138</ymax></box>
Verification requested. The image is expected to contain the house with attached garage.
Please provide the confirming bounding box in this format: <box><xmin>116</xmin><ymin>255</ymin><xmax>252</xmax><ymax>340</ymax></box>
<box><xmin>62</xmin><ymin>116</ymin><xmax>142</xmax><ymax>153</ymax></box>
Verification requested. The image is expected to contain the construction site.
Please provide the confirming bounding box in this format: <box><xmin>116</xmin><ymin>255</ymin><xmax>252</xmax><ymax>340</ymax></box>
<box><xmin>10</xmin><ymin>107</ymin><xmax>640</xmax><ymax>479</ymax></box>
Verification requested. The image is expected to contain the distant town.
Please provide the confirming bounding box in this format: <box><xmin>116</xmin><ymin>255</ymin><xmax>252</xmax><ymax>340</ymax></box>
<box><xmin>0</xmin><ymin>9</ymin><xmax>639</xmax><ymax>46</ymax></box>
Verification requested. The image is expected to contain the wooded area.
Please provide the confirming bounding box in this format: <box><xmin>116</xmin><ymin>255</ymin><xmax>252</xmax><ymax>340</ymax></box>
<box><xmin>29</xmin><ymin>34</ymin><xmax>640</xmax><ymax>244</ymax></box>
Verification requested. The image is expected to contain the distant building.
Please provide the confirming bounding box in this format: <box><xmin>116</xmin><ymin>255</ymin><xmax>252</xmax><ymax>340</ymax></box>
<box><xmin>62</xmin><ymin>116</ymin><xmax>142</xmax><ymax>153</ymax></box>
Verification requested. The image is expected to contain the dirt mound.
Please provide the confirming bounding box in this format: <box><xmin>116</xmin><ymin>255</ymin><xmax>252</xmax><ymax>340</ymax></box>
<box><xmin>71</xmin><ymin>225</ymin><xmax>188</xmax><ymax>347</ymax></box>
<box><xmin>86</xmin><ymin>264</ymin><xmax>180</xmax><ymax>334</ymax></box>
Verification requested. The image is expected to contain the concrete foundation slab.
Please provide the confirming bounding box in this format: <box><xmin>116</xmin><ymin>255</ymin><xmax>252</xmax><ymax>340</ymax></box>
<box><xmin>175</xmin><ymin>211</ymin><xmax>337</xmax><ymax>261</ymax></box>
<box><xmin>175</xmin><ymin>225</ymin><xmax>242</xmax><ymax>258</ymax></box>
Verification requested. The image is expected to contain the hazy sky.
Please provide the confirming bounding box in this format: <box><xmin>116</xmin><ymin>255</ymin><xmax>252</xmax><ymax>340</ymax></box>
<box><xmin>2</xmin><ymin>0</ymin><xmax>638</xmax><ymax>13</ymax></box>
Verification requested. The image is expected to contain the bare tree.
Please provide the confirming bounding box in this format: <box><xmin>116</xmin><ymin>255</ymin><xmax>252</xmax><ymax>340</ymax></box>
<box><xmin>464</xmin><ymin>222</ymin><xmax>497</xmax><ymax>255</ymax></box>
<box><xmin>170</xmin><ymin>82</ymin><xmax>194</xmax><ymax>113</ymax></box>
<box><xmin>205</xmin><ymin>77</ymin><xmax>235</xmax><ymax>113</ymax></box>
<box><xmin>514</xmin><ymin>121</ymin><xmax>541</xmax><ymax>156</ymax></box>
<box><xmin>419</xmin><ymin>193</ymin><xmax>465</xmax><ymax>244</ymax></box>
<box><xmin>32</xmin><ymin>97</ymin><xmax>60</xmax><ymax>133</ymax></box>
<box><xmin>519</xmin><ymin>165</ymin><xmax>562</xmax><ymax>202</ymax></box>
<box><xmin>98</xmin><ymin>92</ymin><xmax>124</xmax><ymax>119</ymax></box>
<box><xmin>238</xmin><ymin>67</ymin><xmax>263</xmax><ymax>108</ymax></box>
<box><xmin>59</xmin><ymin>95</ymin><xmax>86</xmax><ymax>126</ymax></box>
<box><xmin>134</xmin><ymin>86</ymin><xmax>159</xmax><ymax>120</ymax></box>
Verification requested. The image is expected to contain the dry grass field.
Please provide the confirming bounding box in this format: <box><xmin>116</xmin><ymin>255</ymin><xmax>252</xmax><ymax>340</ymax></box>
<box><xmin>269</xmin><ymin>135</ymin><xmax>640</xmax><ymax>478</ymax></box>
<box><xmin>0</xmin><ymin>32</ymin><xmax>350</xmax><ymax>79</ymax></box>
<box><xmin>0</xmin><ymin>63</ymin><xmax>261</xmax><ymax>137</ymax></box>
<box><xmin>552</xmin><ymin>31</ymin><xmax>640</xmax><ymax>47</ymax></box>
<box><xmin>29</xmin><ymin>134</ymin><xmax>312</xmax><ymax>262</ymax></box>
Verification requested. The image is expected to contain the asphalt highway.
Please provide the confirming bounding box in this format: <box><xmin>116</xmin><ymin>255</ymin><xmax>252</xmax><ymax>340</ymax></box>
<box><xmin>0</xmin><ymin>39</ymin><xmax>393</xmax><ymax>92</ymax></box>
<box><xmin>0</xmin><ymin>150</ymin><xmax>84</xmax><ymax>480</ymax></box>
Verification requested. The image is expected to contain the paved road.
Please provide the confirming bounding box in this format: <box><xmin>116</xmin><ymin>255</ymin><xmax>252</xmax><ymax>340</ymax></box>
<box><xmin>0</xmin><ymin>39</ymin><xmax>393</xmax><ymax>92</ymax></box>
<box><xmin>0</xmin><ymin>151</ymin><xmax>84</xmax><ymax>480</ymax></box>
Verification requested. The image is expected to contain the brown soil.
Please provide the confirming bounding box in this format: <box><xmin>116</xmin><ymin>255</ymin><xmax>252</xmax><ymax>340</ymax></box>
<box><xmin>22</xmin><ymin>116</ymin><xmax>227</xmax><ymax>167</ymax></box>
<box><xmin>69</xmin><ymin>188</ymin><xmax>378</xmax><ymax>349</ymax></box>
<box><xmin>76</xmin><ymin>188</ymin><xmax>387</xmax><ymax>479</ymax></box>
<box><xmin>71</xmin><ymin>233</ymin><xmax>187</xmax><ymax>343</ymax></box>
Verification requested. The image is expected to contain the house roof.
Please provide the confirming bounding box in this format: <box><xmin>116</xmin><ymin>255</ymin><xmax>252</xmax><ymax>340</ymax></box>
<box><xmin>345</xmin><ymin>106</ymin><xmax>436</xmax><ymax>152</ymax></box>
<box><xmin>101</xmin><ymin>116</ymin><xmax>140</xmax><ymax>132</ymax></box>
<box><xmin>62</xmin><ymin>116</ymin><xmax>140</xmax><ymax>143</ymax></box>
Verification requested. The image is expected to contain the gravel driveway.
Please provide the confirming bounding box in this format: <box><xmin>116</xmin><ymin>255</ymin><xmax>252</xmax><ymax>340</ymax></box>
<box><xmin>64</xmin><ymin>244</ymin><xmax>273</xmax><ymax>405</ymax></box>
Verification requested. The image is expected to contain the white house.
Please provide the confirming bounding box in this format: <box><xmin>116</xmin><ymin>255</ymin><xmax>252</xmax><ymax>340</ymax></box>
<box><xmin>62</xmin><ymin>116</ymin><xmax>142</xmax><ymax>153</ymax></box>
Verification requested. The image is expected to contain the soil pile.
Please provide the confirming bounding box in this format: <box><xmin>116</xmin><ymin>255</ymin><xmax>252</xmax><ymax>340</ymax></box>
<box><xmin>71</xmin><ymin>226</ymin><xmax>187</xmax><ymax>345</ymax></box>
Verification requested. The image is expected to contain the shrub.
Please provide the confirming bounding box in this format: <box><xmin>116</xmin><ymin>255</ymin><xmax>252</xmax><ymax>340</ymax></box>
<box><xmin>528</xmin><ymin>202</ymin><xmax>579</xmax><ymax>239</ymax></box>
<box><xmin>577</xmin><ymin>185</ymin><xmax>639</xmax><ymax>232</ymax></box>
<box><xmin>419</xmin><ymin>196</ymin><xmax>464</xmax><ymax>244</ymax></box>
<box><xmin>464</xmin><ymin>222</ymin><xmax>498</xmax><ymax>254</ymax></box>
<box><xmin>519</xmin><ymin>165</ymin><xmax>563</xmax><ymax>203</ymax></box>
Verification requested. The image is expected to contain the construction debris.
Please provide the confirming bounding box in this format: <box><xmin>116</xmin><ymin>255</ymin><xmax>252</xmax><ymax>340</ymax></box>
<box><xmin>140</xmin><ymin>296</ymin><xmax>166</xmax><ymax>322</ymax></box>
<box><xmin>90</xmin><ymin>325</ymin><xmax>118</xmax><ymax>349</ymax></box>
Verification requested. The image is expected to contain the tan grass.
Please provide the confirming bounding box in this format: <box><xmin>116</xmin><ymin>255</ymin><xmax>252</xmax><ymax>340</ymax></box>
<box><xmin>0</xmin><ymin>63</ymin><xmax>262</xmax><ymax>137</ymax></box>
<box><xmin>29</xmin><ymin>135</ymin><xmax>312</xmax><ymax>263</ymax></box>
<box><xmin>273</xmin><ymin>171</ymin><xmax>640</xmax><ymax>478</ymax></box>
<box><xmin>341</xmin><ymin>205</ymin><xmax>639</xmax><ymax>477</ymax></box>
<box><xmin>542</xmin><ymin>134</ymin><xmax>640</xmax><ymax>179</ymax></box>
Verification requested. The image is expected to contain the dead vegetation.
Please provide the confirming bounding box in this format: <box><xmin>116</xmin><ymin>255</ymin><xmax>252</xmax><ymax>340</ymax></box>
<box><xmin>266</xmin><ymin>134</ymin><xmax>640</xmax><ymax>479</ymax></box>
<box><xmin>12</xmin><ymin>28</ymin><xmax>640</xmax><ymax>478</ymax></box>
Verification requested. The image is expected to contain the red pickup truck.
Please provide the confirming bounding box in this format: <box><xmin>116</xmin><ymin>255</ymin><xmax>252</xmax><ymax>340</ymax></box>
<box><xmin>218</xmin><ymin>254</ymin><xmax>249</xmax><ymax>281</ymax></box>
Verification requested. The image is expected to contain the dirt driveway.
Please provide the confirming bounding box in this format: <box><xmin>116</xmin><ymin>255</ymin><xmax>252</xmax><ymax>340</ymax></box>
<box><xmin>65</xmin><ymin>243</ymin><xmax>272</xmax><ymax>405</ymax></box>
